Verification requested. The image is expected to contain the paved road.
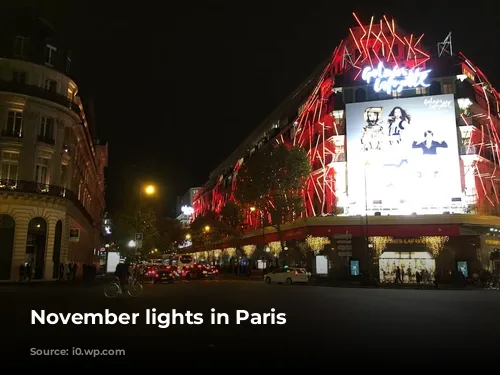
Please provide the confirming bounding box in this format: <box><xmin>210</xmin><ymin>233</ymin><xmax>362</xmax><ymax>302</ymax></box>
<box><xmin>1</xmin><ymin>280</ymin><xmax>498</xmax><ymax>368</ymax></box>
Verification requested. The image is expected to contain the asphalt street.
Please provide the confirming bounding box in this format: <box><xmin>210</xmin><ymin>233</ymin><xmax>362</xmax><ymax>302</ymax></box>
<box><xmin>1</xmin><ymin>279</ymin><xmax>499</xmax><ymax>368</ymax></box>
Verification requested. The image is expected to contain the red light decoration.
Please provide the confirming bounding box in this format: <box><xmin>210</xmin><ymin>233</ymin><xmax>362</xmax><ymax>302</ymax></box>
<box><xmin>192</xmin><ymin>13</ymin><xmax>500</xmax><ymax>233</ymax></box>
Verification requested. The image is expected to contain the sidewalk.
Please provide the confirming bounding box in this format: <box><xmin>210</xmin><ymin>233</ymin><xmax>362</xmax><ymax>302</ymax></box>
<box><xmin>219</xmin><ymin>274</ymin><xmax>263</xmax><ymax>281</ymax></box>
<box><xmin>218</xmin><ymin>274</ymin><xmax>489</xmax><ymax>290</ymax></box>
<box><xmin>0</xmin><ymin>276</ymin><xmax>111</xmax><ymax>286</ymax></box>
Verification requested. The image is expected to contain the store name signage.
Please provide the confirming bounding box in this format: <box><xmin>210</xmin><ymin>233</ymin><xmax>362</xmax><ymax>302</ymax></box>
<box><xmin>361</xmin><ymin>62</ymin><xmax>431</xmax><ymax>95</ymax></box>
<box><xmin>462</xmin><ymin>64</ymin><xmax>475</xmax><ymax>82</ymax></box>
<box><xmin>388</xmin><ymin>238</ymin><xmax>425</xmax><ymax>245</ymax></box>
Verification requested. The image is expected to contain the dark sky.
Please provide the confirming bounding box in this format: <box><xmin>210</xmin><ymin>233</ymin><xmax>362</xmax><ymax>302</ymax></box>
<box><xmin>4</xmin><ymin>1</ymin><xmax>499</xmax><ymax>215</ymax></box>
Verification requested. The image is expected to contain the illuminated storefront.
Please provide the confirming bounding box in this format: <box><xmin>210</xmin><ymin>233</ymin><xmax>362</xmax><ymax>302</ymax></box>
<box><xmin>191</xmin><ymin>13</ymin><xmax>500</xmax><ymax>280</ymax></box>
<box><xmin>379</xmin><ymin>251</ymin><xmax>435</xmax><ymax>283</ymax></box>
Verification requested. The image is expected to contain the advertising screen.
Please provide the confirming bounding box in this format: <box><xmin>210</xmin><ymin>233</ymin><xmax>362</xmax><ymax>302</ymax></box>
<box><xmin>346</xmin><ymin>94</ymin><xmax>462</xmax><ymax>215</ymax></box>
<box><xmin>106</xmin><ymin>252</ymin><xmax>120</xmax><ymax>273</ymax></box>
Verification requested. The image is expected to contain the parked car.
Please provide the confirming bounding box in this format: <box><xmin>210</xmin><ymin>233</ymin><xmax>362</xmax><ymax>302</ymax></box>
<box><xmin>264</xmin><ymin>267</ymin><xmax>309</xmax><ymax>284</ymax></box>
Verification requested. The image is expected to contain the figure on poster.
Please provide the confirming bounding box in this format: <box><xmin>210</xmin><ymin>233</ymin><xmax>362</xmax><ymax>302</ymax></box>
<box><xmin>387</xmin><ymin>106</ymin><xmax>411</xmax><ymax>145</ymax></box>
<box><xmin>410</xmin><ymin>130</ymin><xmax>449</xmax><ymax>196</ymax></box>
<box><xmin>380</xmin><ymin>106</ymin><xmax>411</xmax><ymax>190</ymax></box>
<box><xmin>361</xmin><ymin>107</ymin><xmax>384</xmax><ymax>152</ymax></box>
<box><xmin>412</xmin><ymin>130</ymin><xmax>448</xmax><ymax>155</ymax></box>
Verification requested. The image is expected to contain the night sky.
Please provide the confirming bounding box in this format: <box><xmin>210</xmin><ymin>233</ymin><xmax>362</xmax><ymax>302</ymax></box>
<box><xmin>3</xmin><ymin>1</ymin><xmax>499</xmax><ymax>215</ymax></box>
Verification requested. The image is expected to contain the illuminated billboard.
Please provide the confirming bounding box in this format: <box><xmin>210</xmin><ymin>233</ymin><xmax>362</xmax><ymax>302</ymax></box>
<box><xmin>346</xmin><ymin>94</ymin><xmax>463</xmax><ymax>215</ymax></box>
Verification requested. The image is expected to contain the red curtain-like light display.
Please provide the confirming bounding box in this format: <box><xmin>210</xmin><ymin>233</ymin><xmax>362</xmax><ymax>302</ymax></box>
<box><xmin>193</xmin><ymin>13</ymin><xmax>500</xmax><ymax>229</ymax></box>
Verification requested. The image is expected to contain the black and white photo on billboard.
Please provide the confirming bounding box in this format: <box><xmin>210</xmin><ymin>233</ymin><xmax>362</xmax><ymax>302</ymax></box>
<box><xmin>346</xmin><ymin>94</ymin><xmax>463</xmax><ymax>215</ymax></box>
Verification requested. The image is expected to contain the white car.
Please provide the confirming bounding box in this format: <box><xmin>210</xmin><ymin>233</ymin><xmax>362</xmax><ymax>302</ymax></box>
<box><xmin>264</xmin><ymin>267</ymin><xmax>309</xmax><ymax>284</ymax></box>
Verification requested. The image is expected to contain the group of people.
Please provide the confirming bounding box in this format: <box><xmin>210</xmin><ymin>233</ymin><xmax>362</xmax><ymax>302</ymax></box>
<box><xmin>380</xmin><ymin>264</ymin><xmax>434</xmax><ymax>284</ymax></box>
<box><xmin>58</xmin><ymin>263</ymin><xmax>79</xmax><ymax>281</ymax></box>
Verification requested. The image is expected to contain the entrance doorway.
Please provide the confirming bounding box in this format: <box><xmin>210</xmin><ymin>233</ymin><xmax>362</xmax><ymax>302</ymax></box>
<box><xmin>0</xmin><ymin>214</ymin><xmax>15</xmax><ymax>280</ymax></box>
<box><xmin>379</xmin><ymin>251</ymin><xmax>436</xmax><ymax>283</ymax></box>
<box><xmin>52</xmin><ymin>220</ymin><xmax>62</xmax><ymax>279</ymax></box>
<box><xmin>26</xmin><ymin>217</ymin><xmax>47</xmax><ymax>280</ymax></box>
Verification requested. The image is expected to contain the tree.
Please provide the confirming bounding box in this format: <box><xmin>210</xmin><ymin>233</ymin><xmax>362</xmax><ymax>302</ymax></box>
<box><xmin>219</xmin><ymin>201</ymin><xmax>244</xmax><ymax>237</ymax></box>
<box><xmin>112</xmin><ymin>205</ymin><xmax>159</xmax><ymax>259</ymax></box>
<box><xmin>190</xmin><ymin>211</ymin><xmax>221</xmax><ymax>249</ymax></box>
<box><xmin>156</xmin><ymin>217</ymin><xmax>184</xmax><ymax>253</ymax></box>
<box><xmin>235</xmin><ymin>144</ymin><xmax>311</xmax><ymax>259</ymax></box>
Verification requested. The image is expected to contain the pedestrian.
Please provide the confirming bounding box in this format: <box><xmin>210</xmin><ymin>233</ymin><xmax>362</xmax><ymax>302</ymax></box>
<box><xmin>59</xmin><ymin>263</ymin><xmax>65</xmax><ymax>280</ymax></box>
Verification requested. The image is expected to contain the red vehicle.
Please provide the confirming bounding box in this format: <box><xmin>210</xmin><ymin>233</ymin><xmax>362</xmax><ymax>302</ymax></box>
<box><xmin>182</xmin><ymin>263</ymin><xmax>218</xmax><ymax>280</ymax></box>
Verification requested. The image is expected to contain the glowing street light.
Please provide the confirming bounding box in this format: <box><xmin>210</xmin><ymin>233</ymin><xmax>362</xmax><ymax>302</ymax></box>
<box><xmin>185</xmin><ymin>233</ymin><xmax>192</xmax><ymax>240</ymax></box>
<box><xmin>204</xmin><ymin>225</ymin><xmax>211</xmax><ymax>233</ymax></box>
<box><xmin>144</xmin><ymin>184</ymin><xmax>156</xmax><ymax>196</ymax></box>
<box><xmin>250</xmin><ymin>206</ymin><xmax>256</xmax><ymax>212</ymax></box>
<box><xmin>128</xmin><ymin>240</ymin><xmax>136</xmax><ymax>247</ymax></box>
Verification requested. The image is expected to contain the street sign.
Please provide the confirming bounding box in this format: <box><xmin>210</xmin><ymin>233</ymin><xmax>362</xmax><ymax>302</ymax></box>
<box><xmin>338</xmin><ymin>251</ymin><xmax>352</xmax><ymax>257</ymax></box>
<box><xmin>333</xmin><ymin>234</ymin><xmax>352</xmax><ymax>240</ymax></box>
<box><xmin>334</xmin><ymin>234</ymin><xmax>352</xmax><ymax>253</ymax></box>
<box><xmin>337</xmin><ymin>245</ymin><xmax>352</xmax><ymax>251</ymax></box>
<box><xmin>134</xmin><ymin>233</ymin><xmax>143</xmax><ymax>241</ymax></box>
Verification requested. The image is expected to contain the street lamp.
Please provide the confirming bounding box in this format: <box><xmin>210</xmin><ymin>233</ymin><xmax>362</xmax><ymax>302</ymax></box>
<box><xmin>250</xmin><ymin>206</ymin><xmax>256</xmax><ymax>212</ymax></box>
<box><xmin>185</xmin><ymin>233</ymin><xmax>191</xmax><ymax>240</ymax></box>
<box><xmin>137</xmin><ymin>183</ymin><xmax>157</xmax><ymax>257</ymax></box>
<box><xmin>128</xmin><ymin>240</ymin><xmax>136</xmax><ymax>247</ymax></box>
<box><xmin>144</xmin><ymin>184</ymin><xmax>156</xmax><ymax>196</ymax></box>
<box><xmin>203</xmin><ymin>226</ymin><xmax>214</xmax><ymax>264</ymax></box>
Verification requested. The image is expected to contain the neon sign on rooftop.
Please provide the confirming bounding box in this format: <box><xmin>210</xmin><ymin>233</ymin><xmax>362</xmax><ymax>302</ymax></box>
<box><xmin>361</xmin><ymin>62</ymin><xmax>431</xmax><ymax>95</ymax></box>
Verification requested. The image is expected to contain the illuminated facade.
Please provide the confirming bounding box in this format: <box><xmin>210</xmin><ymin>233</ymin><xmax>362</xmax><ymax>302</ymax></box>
<box><xmin>0</xmin><ymin>13</ymin><xmax>108</xmax><ymax>280</ymax></box>
<box><xmin>192</xmin><ymin>14</ymin><xmax>500</xmax><ymax>278</ymax></box>
<box><xmin>176</xmin><ymin>187</ymin><xmax>202</xmax><ymax>227</ymax></box>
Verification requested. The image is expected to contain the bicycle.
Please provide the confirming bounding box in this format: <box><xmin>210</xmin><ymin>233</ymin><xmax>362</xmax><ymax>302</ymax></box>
<box><xmin>104</xmin><ymin>276</ymin><xmax>143</xmax><ymax>298</ymax></box>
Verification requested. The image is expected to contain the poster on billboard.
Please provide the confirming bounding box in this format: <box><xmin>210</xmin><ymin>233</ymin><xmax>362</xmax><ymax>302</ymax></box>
<box><xmin>346</xmin><ymin>94</ymin><xmax>463</xmax><ymax>215</ymax></box>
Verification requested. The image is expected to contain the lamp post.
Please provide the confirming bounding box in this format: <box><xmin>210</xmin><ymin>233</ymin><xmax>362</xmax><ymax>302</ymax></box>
<box><xmin>137</xmin><ymin>183</ymin><xmax>156</xmax><ymax>258</ymax></box>
<box><xmin>203</xmin><ymin>225</ymin><xmax>213</xmax><ymax>264</ymax></box>
<box><xmin>128</xmin><ymin>240</ymin><xmax>136</xmax><ymax>261</ymax></box>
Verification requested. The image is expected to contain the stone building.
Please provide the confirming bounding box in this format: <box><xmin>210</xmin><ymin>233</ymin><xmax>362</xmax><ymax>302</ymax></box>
<box><xmin>0</xmin><ymin>11</ymin><xmax>107</xmax><ymax>280</ymax></box>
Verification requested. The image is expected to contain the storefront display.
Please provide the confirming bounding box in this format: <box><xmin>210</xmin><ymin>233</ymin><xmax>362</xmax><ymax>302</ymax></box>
<box><xmin>379</xmin><ymin>251</ymin><xmax>435</xmax><ymax>283</ymax></box>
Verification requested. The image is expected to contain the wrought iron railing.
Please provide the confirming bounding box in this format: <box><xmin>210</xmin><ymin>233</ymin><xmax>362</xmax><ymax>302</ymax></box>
<box><xmin>1</xmin><ymin>129</ymin><xmax>23</xmax><ymax>139</ymax></box>
<box><xmin>37</xmin><ymin>134</ymin><xmax>55</xmax><ymax>145</ymax></box>
<box><xmin>0</xmin><ymin>80</ymin><xmax>81</xmax><ymax>116</ymax></box>
<box><xmin>0</xmin><ymin>179</ymin><xmax>94</xmax><ymax>225</ymax></box>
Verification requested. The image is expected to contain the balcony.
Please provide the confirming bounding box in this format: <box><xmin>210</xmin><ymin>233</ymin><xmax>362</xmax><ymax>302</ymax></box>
<box><xmin>37</xmin><ymin>134</ymin><xmax>55</xmax><ymax>145</ymax></box>
<box><xmin>0</xmin><ymin>179</ymin><xmax>94</xmax><ymax>226</ymax></box>
<box><xmin>0</xmin><ymin>80</ymin><xmax>81</xmax><ymax>116</ymax></box>
<box><xmin>1</xmin><ymin>129</ymin><xmax>23</xmax><ymax>139</ymax></box>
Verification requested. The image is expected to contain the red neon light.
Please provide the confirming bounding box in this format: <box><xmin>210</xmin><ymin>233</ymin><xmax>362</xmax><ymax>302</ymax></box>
<box><xmin>191</xmin><ymin>13</ymin><xmax>500</xmax><ymax>239</ymax></box>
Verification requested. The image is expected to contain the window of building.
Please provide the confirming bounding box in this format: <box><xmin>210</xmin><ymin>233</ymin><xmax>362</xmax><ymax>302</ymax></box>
<box><xmin>416</xmin><ymin>87</ymin><xmax>428</xmax><ymax>95</ymax></box>
<box><xmin>45</xmin><ymin>44</ymin><xmax>57</xmax><ymax>66</ymax></box>
<box><xmin>40</xmin><ymin>117</ymin><xmax>55</xmax><ymax>140</ymax></box>
<box><xmin>14</xmin><ymin>36</ymin><xmax>27</xmax><ymax>57</ymax></box>
<box><xmin>5</xmin><ymin>111</ymin><xmax>23</xmax><ymax>137</ymax></box>
<box><xmin>12</xmin><ymin>71</ymin><xmax>27</xmax><ymax>84</ymax></box>
<box><xmin>44</xmin><ymin>79</ymin><xmax>57</xmax><ymax>93</ymax></box>
<box><xmin>60</xmin><ymin>164</ymin><xmax>68</xmax><ymax>188</ymax></box>
<box><xmin>443</xmin><ymin>83</ymin><xmax>453</xmax><ymax>94</ymax></box>
<box><xmin>35</xmin><ymin>157</ymin><xmax>50</xmax><ymax>185</ymax></box>
<box><xmin>0</xmin><ymin>151</ymin><xmax>19</xmax><ymax>183</ymax></box>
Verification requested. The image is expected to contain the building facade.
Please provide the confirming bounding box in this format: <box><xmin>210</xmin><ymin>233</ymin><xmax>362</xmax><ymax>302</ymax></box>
<box><xmin>176</xmin><ymin>187</ymin><xmax>202</xmax><ymax>227</ymax></box>
<box><xmin>0</xmin><ymin>13</ymin><xmax>108</xmax><ymax>280</ymax></box>
<box><xmin>191</xmin><ymin>14</ymin><xmax>500</xmax><ymax>281</ymax></box>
